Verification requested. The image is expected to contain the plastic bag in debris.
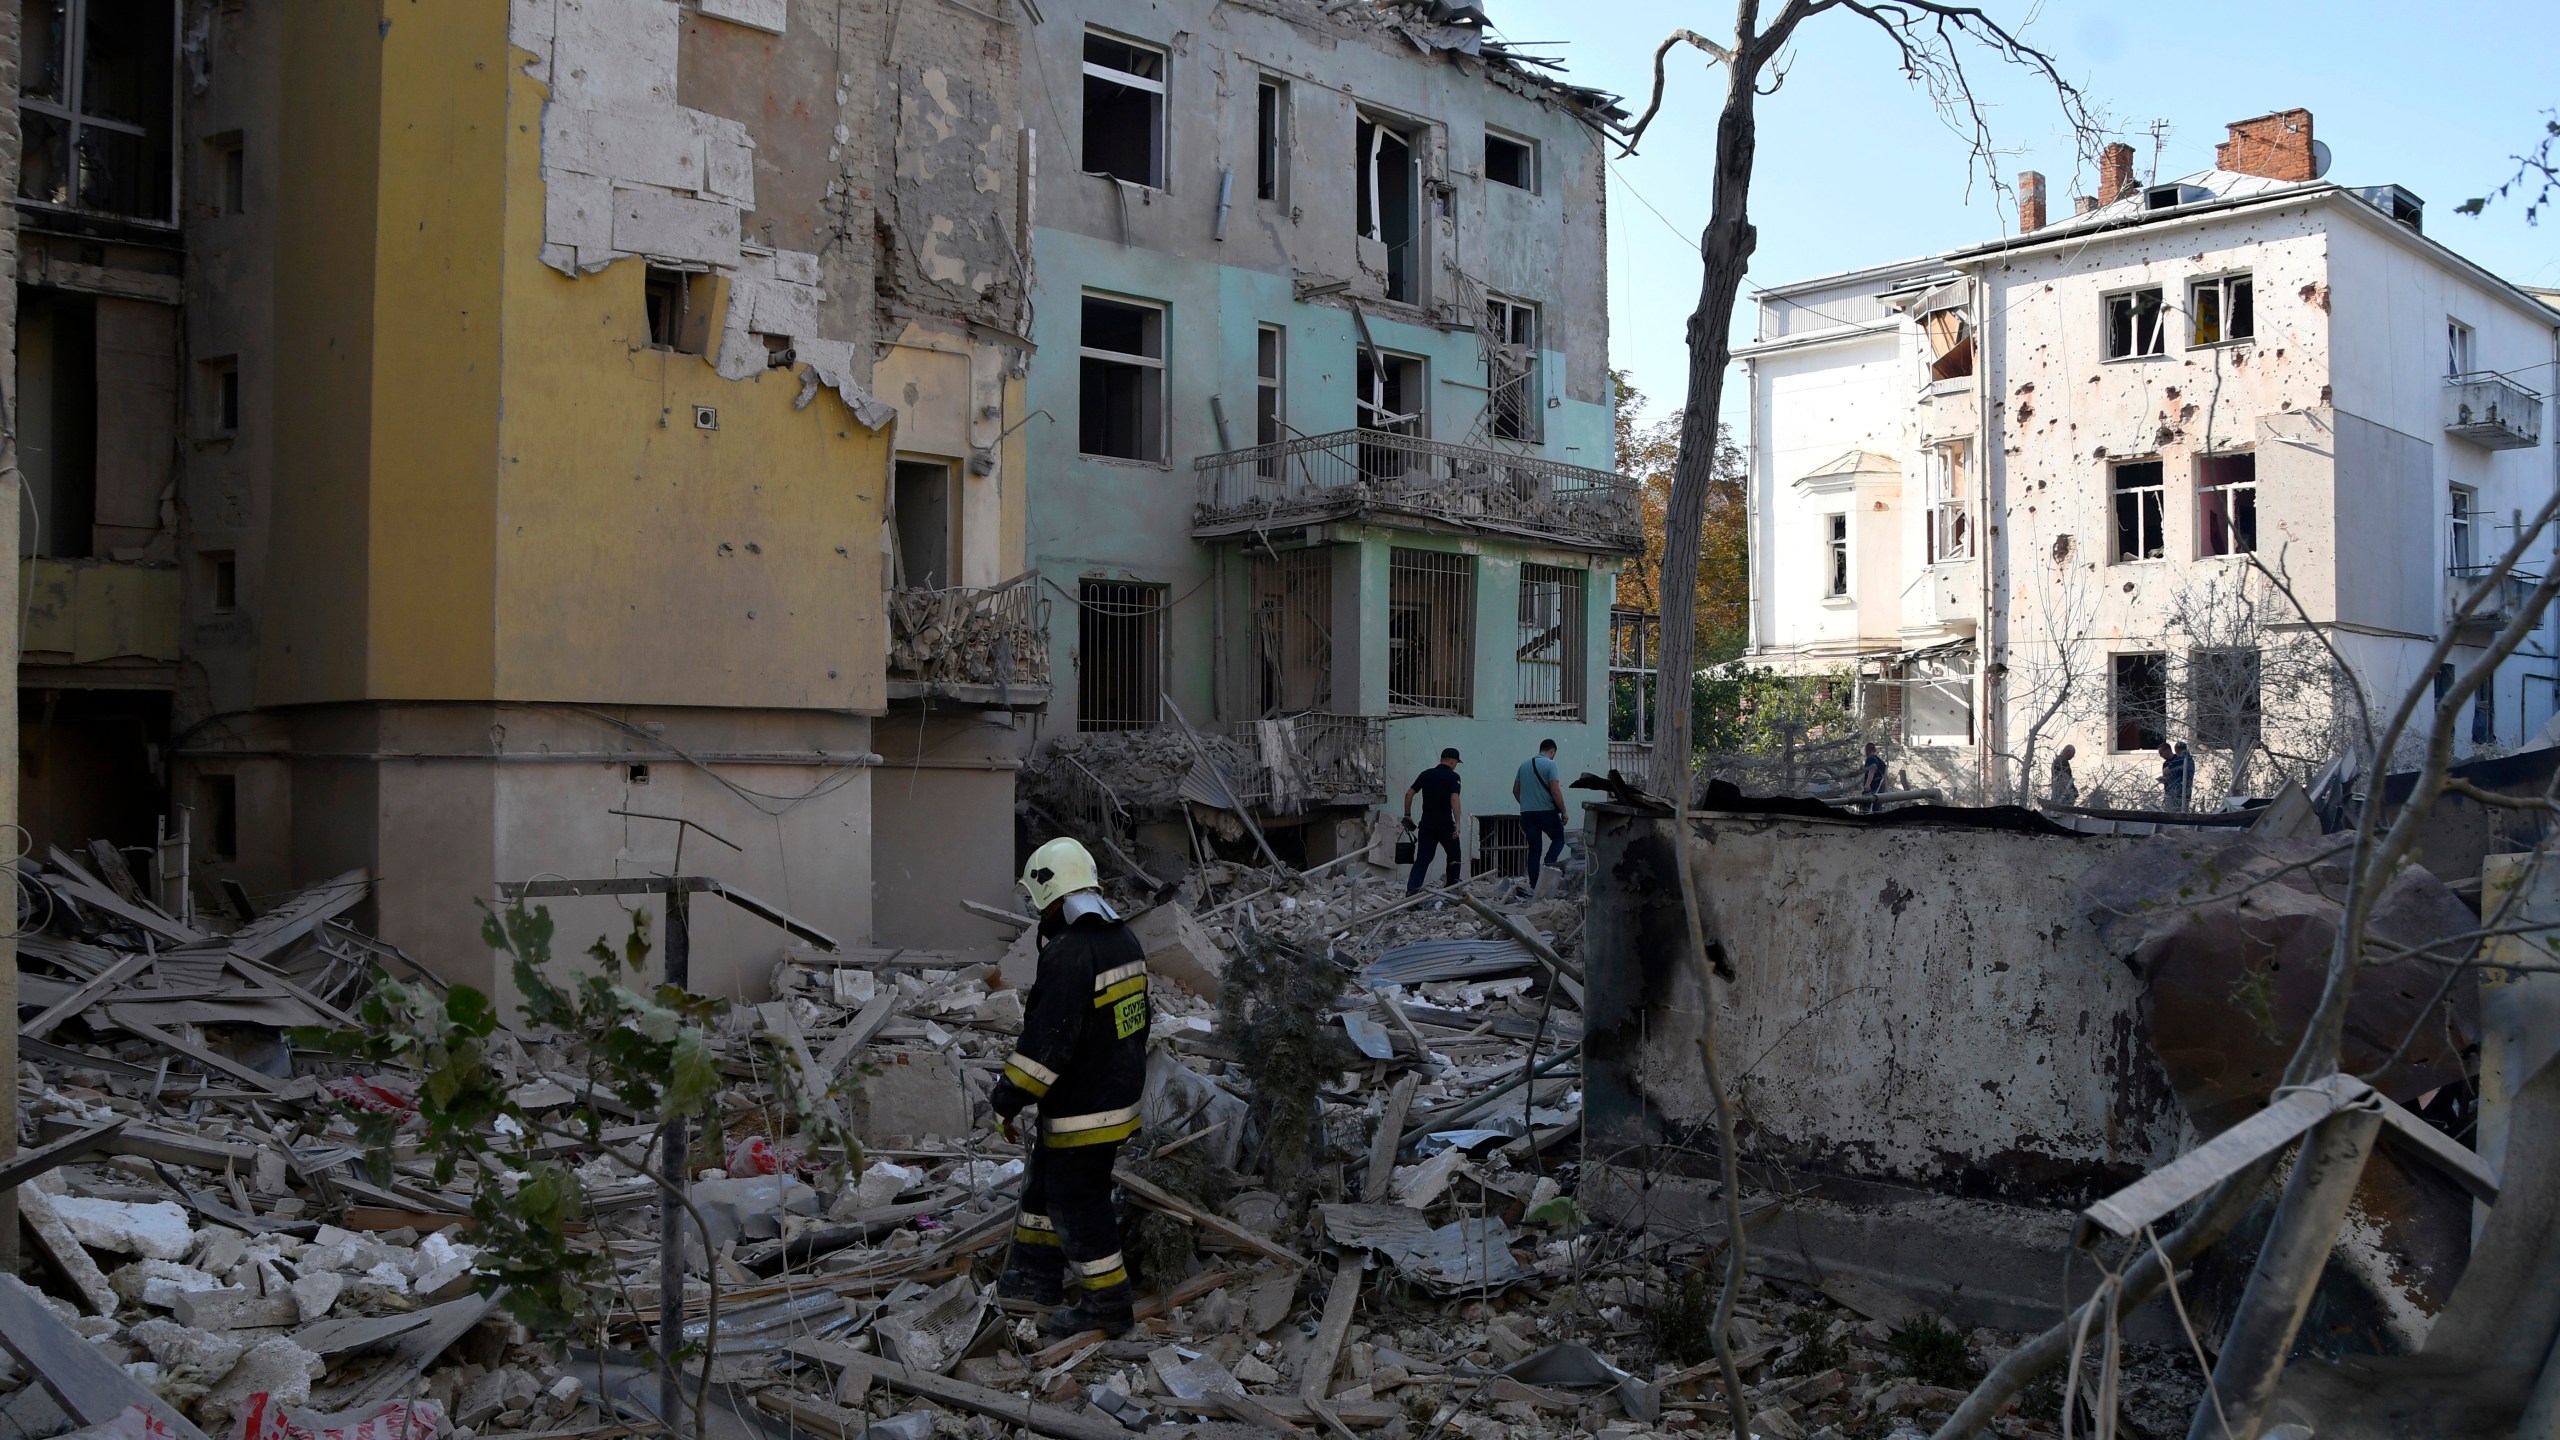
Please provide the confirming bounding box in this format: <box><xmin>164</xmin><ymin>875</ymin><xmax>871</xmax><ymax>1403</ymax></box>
<box><xmin>724</xmin><ymin>1135</ymin><xmax>811</xmax><ymax>1177</ymax></box>
<box><xmin>232</xmin><ymin>1396</ymin><xmax>448</xmax><ymax>1440</ymax></box>
<box><xmin>56</xmin><ymin>1407</ymin><xmax>189</xmax><ymax>1440</ymax></box>
<box><xmin>320</xmin><ymin>1076</ymin><xmax>418</xmax><ymax>1118</ymax></box>
<box><xmin>1141</xmin><ymin>1049</ymin><xmax>1248</xmax><ymax>1170</ymax></box>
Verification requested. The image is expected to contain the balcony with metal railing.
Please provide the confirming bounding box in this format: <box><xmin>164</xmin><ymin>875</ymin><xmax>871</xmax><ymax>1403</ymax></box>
<box><xmin>1214</xmin><ymin>712</ymin><xmax>1389</xmax><ymax>810</ymax></box>
<box><xmin>885</xmin><ymin>572</ymin><xmax>1050</xmax><ymax>706</ymax></box>
<box><xmin>2445</xmin><ymin>371</ymin><xmax>2545</xmax><ymax>451</ymax></box>
<box><xmin>1193</xmin><ymin>428</ymin><xmax>1642</xmax><ymax>553</ymax></box>
<box><xmin>2448</xmin><ymin>563</ymin><xmax>2544</xmax><ymax>636</ymax></box>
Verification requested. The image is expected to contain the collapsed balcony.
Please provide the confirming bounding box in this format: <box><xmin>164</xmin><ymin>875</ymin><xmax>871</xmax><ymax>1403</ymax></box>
<box><xmin>1193</xmin><ymin>428</ymin><xmax>1642</xmax><ymax>553</ymax></box>
<box><xmin>884</xmin><ymin>573</ymin><xmax>1051</xmax><ymax>706</ymax></box>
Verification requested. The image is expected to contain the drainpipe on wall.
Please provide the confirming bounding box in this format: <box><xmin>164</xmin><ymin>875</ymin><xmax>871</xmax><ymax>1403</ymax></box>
<box><xmin>1971</xmin><ymin>264</ymin><xmax>2001</xmax><ymax>802</ymax></box>
<box><xmin>1743</xmin><ymin>358</ymin><xmax>1764</xmax><ymax>655</ymax></box>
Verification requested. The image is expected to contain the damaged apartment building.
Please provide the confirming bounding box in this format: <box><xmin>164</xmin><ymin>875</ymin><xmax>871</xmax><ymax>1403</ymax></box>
<box><xmin>15</xmin><ymin>0</ymin><xmax>1043</xmax><ymax>993</ymax></box>
<box><xmin>1743</xmin><ymin>109</ymin><xmax>2560</xmax><ymax>806</ymax></box>
<box><xmin>1015</xmin><ymin>0</ymin><xmax>1637</xmax><ymax>884</ymax></box>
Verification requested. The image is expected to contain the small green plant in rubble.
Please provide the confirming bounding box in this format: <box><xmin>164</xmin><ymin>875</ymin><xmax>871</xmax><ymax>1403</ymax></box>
<box><xmin>1888</xmin><ymin>1314</ymin><xmax>1983</xmax><ymax>1389</ymax></box>
<box><xmin>299</xmin><ymin>900</ymin><xmax>858</xmax><ymax>1340</ymax></box>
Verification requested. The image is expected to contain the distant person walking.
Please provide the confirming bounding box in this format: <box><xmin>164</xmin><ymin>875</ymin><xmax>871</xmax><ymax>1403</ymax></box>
<box><xmin>1859</xmin><ymin>743</ymin><xmax>1888</xmax><ymax>811</ymax></box>
<box><xmin>2159</xmin><ymin>740</ymin><xmax>2195</xmax><ymax>812</ymax></box>
<box><xmin>2173</xmin><ymin>741</ymin><xmax>2197</xmax><ymax>811</ymax></box>
<box><xmin>2049</xmin><ymin>744</ymin><xmax>2079</xmax><ymax>808</ymax></box>
<box><xmin>1512</xmin><ymin>739</ymin><xmax>1568</xmax><ymax>896</ymax></box>
<box><xmin>1403</xmin><ymin>748</ymin><xmax>1464</xmax><ymax>896</ymax></box>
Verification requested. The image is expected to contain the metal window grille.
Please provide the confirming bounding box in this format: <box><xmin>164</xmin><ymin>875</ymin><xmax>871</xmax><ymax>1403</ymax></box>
<box><xmin>2198</xmin><ymin>453</ymin><xmax>2258</xmax><ymax>556</ymax></box>
<box><xmin>2113</xmin><ymin>461</ymin><xmax>2165</xmax><ymax>561</ymax></box>
<box><xmin>1472</xmin><ymin>814</ymin><xmax>1525</xmax><ymax>879</ymax></box>
<box><xmin>1077</xmin><ymin>579</ymin><xmax>1165</xmax><ymax>731</ymax></box>
<box><xmin>1486</xmin><ymin>297</ymin><xmax>1538</xmax><ymax>442</ymax></box>
<box><xmin>1256</xmin><ymin>326</ymin><xmax>1286</xmax><ymax>479</ymax></box>
<box><xmin>1389</xmin><ymin>548</ymin><xmax>1474</xmax><ymax>714</ymax></box>
<box><xmin>1249</xmin><ymin>548</ymin><xmax>1332</xmax><ymax>716</ymax></box>
<box><xmin>1515</xmin><ymin>564</ymin><xmax>1586</xmax><ymax>721</ymax></box>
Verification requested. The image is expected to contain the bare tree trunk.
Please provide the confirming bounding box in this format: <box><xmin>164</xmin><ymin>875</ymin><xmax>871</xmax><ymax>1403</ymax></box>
<box><xmin>1645</xmin><ymin>11</ymin><xmax>1764</xmax><ymax>805</ymax></box>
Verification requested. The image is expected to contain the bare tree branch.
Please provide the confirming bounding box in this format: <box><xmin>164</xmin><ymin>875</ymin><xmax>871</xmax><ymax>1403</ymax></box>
<box><xmin>1616</xmin><ymin>30</ymin><xmax>1737</xmax><ymax>155</ymax></box>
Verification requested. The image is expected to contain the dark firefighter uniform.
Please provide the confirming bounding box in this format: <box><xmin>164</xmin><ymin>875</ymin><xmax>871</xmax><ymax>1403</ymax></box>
<box><xmin>990</xmin><ymin>894</ymin><xmax>1149</xmax><ymax>1328</ymax></box>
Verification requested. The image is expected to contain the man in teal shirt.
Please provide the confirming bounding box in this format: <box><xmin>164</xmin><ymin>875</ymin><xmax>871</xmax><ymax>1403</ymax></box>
<box><xmin>1512</xmin><ymin>739</ymin><xmax>1568</xmax><ymax>894</ymax></box>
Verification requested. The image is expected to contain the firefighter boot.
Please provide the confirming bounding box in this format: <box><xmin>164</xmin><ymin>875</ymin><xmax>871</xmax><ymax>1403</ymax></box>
<box><xmin>997</xmin><ymin>1231</ymin><xmax>1066</xmax><ymax>1306</ymax></box>
<box><xmin>1040</xmin><ymin>1280</ymin><xmax>1136</xmax><ymax>1339</ymax></box>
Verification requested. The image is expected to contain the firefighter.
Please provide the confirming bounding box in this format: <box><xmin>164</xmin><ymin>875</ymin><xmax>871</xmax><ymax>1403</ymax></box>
<box><xmin>990</xmin><ymin>837</ymin><xmax>1150</xmax><ymax>1337</ymax></box>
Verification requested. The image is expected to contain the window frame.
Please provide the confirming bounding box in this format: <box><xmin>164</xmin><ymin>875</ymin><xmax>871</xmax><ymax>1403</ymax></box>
<box><xmin>2188</xmin><ymin>272</ymin><xmax>2255</xmax><ymax>348</ymax></box>
<box><xmin>2450</xmin><ymin>485</ymin><xmax>2477</xmax><ymax>568</ymax></box>
<box><xmin>1388</xmin><ymin>547</ymin><xmax>1477</xmax><ymax>716</ymax></box>
<box><xmin>1925</xmin><ymin>439</ymin><xmax>1972</xmax><ymax>563</ymax></box>
<box><xmin>2112</xmin><ymin>652</ymin><xmax>2169</xmax><ymax>753</ymax></box>
<box><xmin>1255</xmin><ymin>77</ymin><xmax>1288</xmax><ymax>204</ymax></box>
<box><xmin>1484</xmin><ymin>295</ymin><xmax>1540</xmax><ymax>442</ymax></box>
<box><xmin>1824</xmin><ymin>512</ymin><xmax>1851</xmax><ymax>598</ymax></box>
<box><xmin>1078</xmin><ymin>293</ymin><xmax>1168</xmax><ymax>463</ymax></box>
<box><xmin>1484</xmin><ymin>129</ymin><xmax>1537</xmax><ymax>193</ymax></box>
<box><xmin>2190</xmin><ymin>645</ymin><xmax>2263</xmax><ymax>749</ymax></box>
<box><xmin>2102</xmin><ymin>285</ymin><xmax>2168</xmax><ymax>361</ymax></box>
<box><xmin>1254</xmin><ymin>324</ymin><xmax>1285</xmax><ymax>477</ymax></box>
<box><xmin>18</xmin><ymin>0</ymin><xmax>182</xmax><ymax>227</ymax></box>
<box><xmin>2448</xmin><ymin>317</ymin><xmax>2477</xmax><ymax>379</ymax></box>
<box><xmin>2111</xmin><ymin>458</ymin><xmax>2167</xmax><ymax>563</ymax></box>
<box><xmin>1081</xmin><ymin>29</ymin><xmax>1168</xmax><ymax>190</ymax></box>
<box><xmin>1076</xmin><ymin>578</ymin><xmax>1168</xmax><ymax>731</ymax></box>
<box><xmin>1514</xmin><ymin>563</ymin><xmax>1587</xmax><ymax>721</ymax></box>
<box><xmin>2197</xmin><ymin>451</ymin><xmax>2259</xmax><ymax>558</ymax></box>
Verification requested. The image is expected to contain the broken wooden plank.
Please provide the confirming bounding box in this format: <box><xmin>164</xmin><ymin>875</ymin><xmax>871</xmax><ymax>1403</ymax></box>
<box><xmin>787</xmin><ymin>1342</ymin><xmax>1128</xmax><ymax>1440</ymax></box>
<box><xmin>18</xmin><ymin>1178</ymin><xmax>118</xmax><ymax>1314</ymax></box>
<box><xmin>37</xmin><ymin>1114</ymin><xmax>257</xmax><ymax>1173</ymax></box>
<box><xmin>749</xmin><ymin>1389</ymin><xmax>871</xmax><ymax>1440</ymax></box>
<box><xmin>1302</xmin><ymin>1251</ymin><xmax>1363</xmax><ymax>1401</ymax></box>
<box><xmin>219</xmin><ymin>869</ymin><xmax>369</xmax><ymax>964</ymax></box>
<box><xmin>1362</xmin><ymin>1075</ymin><xmax>1418</xmax><ymax>1204</ymax></box>
<box><xmin>102</xmin><ymin>1006</ymin><xmax>288</xmax><ymax>1093</ymax></box>
<box><xmin>20</xmin><ymin>948</ymin><xmax>159</xmax><ymax>1042</ymax></box>
<box><xmin>2377</xmin><ymin>1090</ymin><xmax>2501</xmax><ymax>1204</ymax></box>
<box><xmin>0</xmin><ymin>1275</ymin><xmax>214</xmax><ymax>1440</ymax></box>
<box><xmin>0</xmin><ymin>1118</ymin><xmax>128</xmax><ymax>1191</ymax></box>
<box><xmin>1115</xmin><ymin>1168</ymin><xmax>1310</xmax><ymax>1269</ymax></box>
<box><xmin>2078</xmin><ymin>1072</ymin><xmax>2365</xmax><ymax>1242</ymax></box>
<box><xmin>814</xmin><ymin>992</ymin><xmax>901</xmax><ymax>1080</ymax></box>
<box><xmin>316</xmin><ymin>1292</ymin><xmax>501</xmax><ymax>1411</ymax></box>
<box><xmin>960</xmin><ymin>898</ymin><xmax>1033</xmax><ymax>931</ymax></box>
<box><xmin>1201</xmin><ymin>1390</ymin><xmax>1307</xmax><ymax>1435</ymax></box>
<box><xmin>756</xmin><ymin>1001</ymin><xmax>853</xmax><ymax>1135</ymax></box>
<box><xmin>1018</xmin><ymin>1270</ymin><xmax>1234</xmax><ymax>1358</ymax></box>
<box><xmin>292</xmin><ymin>1308</ymin><xmax>436</xmax><ymax>1358</ymax></box>
<box><xmin>1218</xmin><ymin>1397</ymin><xmax>1398</xmax><ymax>1429</ymax></box>
<box><xmin>44</xmin><ymin>848</ymin><xmax>203</xmax><ymax>946</ymax></box>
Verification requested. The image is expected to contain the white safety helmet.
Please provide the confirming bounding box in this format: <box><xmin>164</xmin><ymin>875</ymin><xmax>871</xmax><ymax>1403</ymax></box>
<box><xmin>1019</xmin><ymin>836</ymin><xmax>1101</xmax><ymax>912</ymax></box>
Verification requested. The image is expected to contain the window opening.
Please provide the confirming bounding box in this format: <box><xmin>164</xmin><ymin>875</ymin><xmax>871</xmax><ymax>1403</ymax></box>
<box><xmin>643</xmin><ymin>267</ymin><xmax>711</xmax><ymax>353</ymax></box>
<box><xmin>1354</xmin><ymin>114</ymin><xmax>1418</xmax><ymax>302</ymax></box>
<box><xmin>1485</xmin><ymin>297</ymin><xmax>1538</xmax><ymax>441</ymax></box>
<box><xmin>1077</xmin><ymin>579</ymin><xmax>1164</xmax><ymax>731</ymax></box>
<box><xmin>2198</xmin><ymin>453</ymin><xmax>2258</xmax><ymax>556</ymax></box>
<box><xmin>2192</xmin><ymin>646</ymin><xmax>2262</xmax><ymax>749</ymax></box>
<box><xmin>2451</xmin><ymin>486</ymin><xmax>2477</xmax><ymax>568</ymax></box>
<box><xmin>2476</xmin><ymin>674</ymin><xmax>2497</xmax><ymax>745</ymax></box>
<box><xmin>1484</xmin><ymin>131</ymin><xmax>1533</xmax><ymax>191</ymax></box>
<box><xmin>1923</xmin><ymin>304</ymin><xmax>1973</xmax><ymax>381</ymax></box>
<box><xmin>1388</xmin><ymin>548</ymin><xmax>1473</xmax><ymax>714</ymax></box>
<box><xmin>18</xmin><ymin>288</ymin><xmax>100</xmax><ymax>558</ymax></box>
<box><xmin>209</xmin><ymin>130</ymin><xmax>244</xmax><ymax>214</ymax></box>
<box><xmin>2104</xmin><ymin>286</ymin><xmax>2167</xmax><ymax>359</ymax></box>
<box><xmin>1516</xmin><ymin>564</ymin><xmax>1587</xmax><ymax>720</ymax></box>
<box><xmin>2190</xmin><ymin>273</ymin><xmax>2253</xmax><ymax>346</ymax></box>
<box><xmin>1249</xmin><ymin>548</ymin><xmax>1332</xmax><ymax>716</ymax></box>
<box><xmin>1079</xmin><ymin>295</ymin><xmax>1164</xmax><ymax>461</ymax></box>
<box><xmin>892</xmin><ymin>459</ymin><xmax>955</xmax><ymax>589</ymax></box>
<box><xmin>1609</xmin><ymin>608</ymin><xmax>1658</xmax><ymax>750</ymax></box>
<box><xmin>20</xmin><ymin>0</ymin><xmax>178</xmax><ymax>224</ymax></box>
<box><xmin>205</xmin><ymin>551</ymin><xmax>236</xmax><ymax>613</ymax></box>
<box><xmin>2113</xmin><ymin>653</ymin><xmax>2168</xmax><ymax>752</ymax></box>
<box><xmin>198</xmin><ymin>773</ymin><xmax>238</xmax><ymax>861</ymax></box>
<box><xmin>1926</xmin><ymin>441</ymin><xmax>1972</xmax><ymax>562</ymax></box>
<box><xmin>203</xmin><ymin>355</ymin><xmax>239</xmax><ymax>433</ymax></box>
<box><xmin>2448</xmin><ymin>318</ymin><xmax>2476</xmax><ymax>378</ymax></box>
<box><xmin>1355</xmin><ymin>348</ymin><xmax>1423</xmax><ymax>481</ymax></box>
<box><xmin>1082</xmin><ymin>32</ymin><xmax>1165</xmax><ymax>188</ymax></box>
<box><xmin>2113</xmin><ymin>459</ymin><xmax>2165</xmax><ymax>561</ymax></box>
<box><xmin>1255</xmin><ymin>79</ymin><xmax>1287</xmax><ymax>202</ymax></box>
<box><xmin>1825</xmin><ymin>513</ymin><xmax>1849</xmax><ymax>596</ymax></box>
<box><xmin>1255</xmin><ymin>325</ymin><xmax>1285</xmax><ymax>476</ymax></box>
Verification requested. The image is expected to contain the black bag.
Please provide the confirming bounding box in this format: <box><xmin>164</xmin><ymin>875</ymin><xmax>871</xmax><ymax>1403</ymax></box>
<box><xmin>1393</xmin><ymin>819</ymin><xmax>1416</xmax><ymax>866</ymax></box>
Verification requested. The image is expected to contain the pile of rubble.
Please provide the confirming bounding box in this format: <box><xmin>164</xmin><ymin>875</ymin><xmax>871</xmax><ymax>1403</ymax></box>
<box><xmin>6</xmin><ymin>834</ymin><xmax>2154</xmax><ymax>1440</ymax></box>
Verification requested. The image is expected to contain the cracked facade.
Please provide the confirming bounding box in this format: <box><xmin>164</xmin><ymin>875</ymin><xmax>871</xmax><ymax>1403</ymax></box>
<box><xmin>1744</xmin><ymin>110</ymin><xmax>2560</xmax><ymax>807</ymax></box>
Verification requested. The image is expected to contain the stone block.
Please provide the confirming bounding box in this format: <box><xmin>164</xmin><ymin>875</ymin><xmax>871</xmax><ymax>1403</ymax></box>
<box><xmin>850</xmin><ymin>1049</ymin><xmax>973</xmax><ymax>1146</ymax></box>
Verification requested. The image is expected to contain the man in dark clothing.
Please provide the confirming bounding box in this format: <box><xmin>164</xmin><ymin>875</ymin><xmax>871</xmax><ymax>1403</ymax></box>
<box><xmin>1403</xmin><ymin>748</ymin><xmax>1464</xmax><ymax>895</ymax></box>
<box><xmin>1859</xmin><ymin>743</ymin><xmax>1888</xmax><ymax>812</ymax></box>
<box><xmin>990</xmin><ymin>837</ymin><xmax>1150</xmax><ymax>1338</ymax></box>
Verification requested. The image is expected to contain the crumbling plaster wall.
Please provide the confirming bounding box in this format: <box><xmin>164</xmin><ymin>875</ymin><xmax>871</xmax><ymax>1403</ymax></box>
<box><xmin>1584</xmin><ymin>808</ymin><xmax>2185</xmax><ymax>1205</ymax></box>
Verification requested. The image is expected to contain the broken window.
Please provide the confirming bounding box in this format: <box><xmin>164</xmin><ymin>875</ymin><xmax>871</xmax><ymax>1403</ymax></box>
<box><xmin>2451</xmin><ymin>485</ymin><xmax>2477</xmax><ymax>568</ymax></box>
<box><xmin>208</xmin><ymin>129</ymin><xmax>244</xmax><ymax>215</ymax></box>
<box><xmin>643</xmin><ymin>266</ymin><xmax>711</xmax><ymax>354</ymax></box>
<box><xmin>19</xmin><ymin>0</ymin><xmax>178</xmax><ymax>224</ymax></box>
<box><xmin>1515</xmin><ymin>564</ymin><xmax>1587</xmax><ymax>721</ymax></box>
<box><xmin>1080</xmin><ymin>295</ymin><xmax>1164</xmax><ymax>461</ymax></box>
<box><xmin>1250</xmin><ymin>547</ymin><xmax>1331</xmax><ymax>716</ymax></box>
<box><xmin>1485</xmin><ymin>130</ymin><xmax>1534</xmax><ymax>191</ymax></box>
<box><xmin>2197</xmin><ymin>452</ymin><xmax>2257</xmax><ymax>556</ymax></box>
<box><xmin>1355</xmin><ymin>347</ymin><xmax>1423</xmax><ymax>482</ymax></box>
<box><xmin>2113</xmin><ymin>652</ymin><xmax>2168</xmax><ymax>752</ymax></box>
<box><xmin>1389</xmin><ymin>547</ymin><xmax>1474</xmax><ymax>714</ymax></box>
<box><xmin>2113</xmin><ymin>459</ymin><xmax>2165</xmax><ymax>562</ymax></box>
<box><xmin>202</xmin><ymin>355</ymin><xmax>239</xmax><ymax>434</ymax></box>
<box><xmin>1824</xmin><ymin>513</ymin><xmax>1849</xmax><ymax>597</ymax></box>
<box><xmin>1355</xmin><ymin>113</ymin><xmax>1419</xmax><ymax>303</ymax></box>
<box><xmin>1256</xmin><ymin>78</ymin><xmax>1288</xmax><ymax>203</ymax></box>
<box><xmin>2189</xmin><ymin>273</ymin><xmax>2253</xmax><ymax>346</ymax></box>
<box><xmin>1077</xmin><ymin>579</ymin><xmax>1164</xmax><ymax>731</ymax></box>
<box><xmin>2448</xmin><ymin>318</ymin><xmax>2476</xmax><ymax>379</ymax></box>
<box><xmin>892</xmin><ymin>459</ymin><xmax>955</xmax><ymax>589</ymax></box>
<box><xmin>19</xmin><ymin>288</ymin><xmax>177</xmax><ymax>560</ymax></box>
<box><xmin>203</xmin><ymin>550</ymin><xmax>236</xmax><ymax>613</ymax></box>
<box><xmin>1926</xmin><ymin>441</ymin><xmax>1972</xmax><ymax>562</ymax></box>
<box><xmin>1255</xmin><ymin>325</ymin><xmax>1285</xmax><ymax>477</ymax></box>
<box><xmin>1922</xmin><ymin>305</ymin><xmax>1973</xmax><ymax>382</ymax></box>
<box><xmin>2104</xmin><ymin>286</ymin><xmax>2166</xmax><ymax>360</ymax></box>
<box><xmin>1082</xmin><ymin>31</ymin><xmax>1165</xmax><ymax>188</ymax></box>
<box><xmin>1485</xmin><ymin>297</ymin><xmax>1538</xmax><ymax>442</ymax></box>
<box><xmin>2191</xmin><ymin>646</ymin><xmax>2262</xmax><ymax>749</ymax></box>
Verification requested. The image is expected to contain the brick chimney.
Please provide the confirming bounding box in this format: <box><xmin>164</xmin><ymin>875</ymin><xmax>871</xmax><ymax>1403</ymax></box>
<box><xmin>2098</xmin><ymin>142</ymin><xmax>2138</xmax><ymax>203</ymax></box>
<box><xmin>2018</xmin><ymin>171</ymin><xmax>2047</xmax><ymax>233</ymax></box>
<box><xmin>2216</xmin><ymin>108</ymin><xmax>2317</xmax><ymax>181</ymax></box>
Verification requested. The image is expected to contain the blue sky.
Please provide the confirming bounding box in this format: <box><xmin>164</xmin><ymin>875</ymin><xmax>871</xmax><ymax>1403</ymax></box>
<box><xmin>1484</xmin><ymin>0</ymin><xmax>2560</xmax><ymax>427</ymax></box>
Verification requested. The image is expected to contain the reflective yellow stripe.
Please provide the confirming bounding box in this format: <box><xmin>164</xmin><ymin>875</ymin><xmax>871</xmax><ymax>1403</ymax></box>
<box><xmin>1013</xmin><ymin>1225</ymin><xmax>1062</xmax><ymax>1247</ymax></box>
<box><xmin>1073</xmin><ymin>1252</ymin><xmax>1126</xmax><ymax>1277</ymax></box>
<box><xmin>1015</xmin><ymin>1211</ymin><xmax>1055</xmax><ymax>1233</ymax></box>
<box><xmin>1092</xmin><ymin>962</ymin><xmax>1145</xmax><ymax>991</ymax></box>
<box><xmin>1077</xmin><ymin>1265</ymin><xmax>1129</xmax><ymax>1290</ymax></box>
<box><xmin>1092</xmin><ymin>974</ymin><xmax>1148</xmax><ymax>1009</ymax></box>
<box><xmin>1042</xmin><ymin>1104</ymin><xmax>1142</xmax><ymax>1148</ymax></box>
<box><xmin>1002</xmin><ymin>1052</ymin><xmax>1058</xmax><ymax>1097</ymax></box>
